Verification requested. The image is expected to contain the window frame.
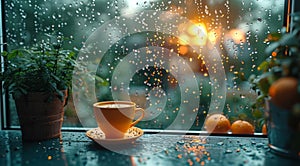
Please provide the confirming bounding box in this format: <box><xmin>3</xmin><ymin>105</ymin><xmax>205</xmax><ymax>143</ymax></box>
<box><xmin>0</xmin><ymin>0</ymin><xmax>297</xmax><ymax>134</ymax></box>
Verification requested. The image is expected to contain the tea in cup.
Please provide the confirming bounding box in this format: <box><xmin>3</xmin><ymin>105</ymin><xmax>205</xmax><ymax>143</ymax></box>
<box><xmin>93</xmin><ymin>101</ymin><xmax>145</xmax><ymax>139</ymax></box>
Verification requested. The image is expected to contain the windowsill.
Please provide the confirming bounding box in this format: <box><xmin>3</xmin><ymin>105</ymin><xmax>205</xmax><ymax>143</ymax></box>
<box><xmin>1</xmin><ymin>130</ymin><xmax>299</xmax><ymax>165</ymax></box>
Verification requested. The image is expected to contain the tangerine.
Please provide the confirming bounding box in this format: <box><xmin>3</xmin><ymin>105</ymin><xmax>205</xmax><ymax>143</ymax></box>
<box><xmin>204</xmin><ymin>114</ymin><xmax>231</xmax><ymax>133</ymax></box>
<box><xmin>269</xmin><ymin>77</ymin><xmax>300</xmax><ymax>110</ymax></box>
<box><xmin>262</xmin><ymin>123</ymin><xmax>267</xmax><ymax>135</ymax></box>
<box><xmin>231</xmin><ymin>120</ymin><xmax>254</xmax><ymax>134</ymax></box>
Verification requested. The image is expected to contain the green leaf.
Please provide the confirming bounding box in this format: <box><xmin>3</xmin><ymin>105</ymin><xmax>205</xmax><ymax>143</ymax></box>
<box><xmin>55</xmin><ymin>90</ymin><xmax>64</xmax><ymax>102</ymax></box>
<box><xmin>256</xmin><ymin>94</ymin><xmax>266</xmax><ymax>105</ymax></box>
<box><xmin>1</xmin><ymin>51</ymin><xmax>8</xmax><ymax>57</ymax></box>
<box><xmin>50</xmin><ymin>73</ymin><xmax>61</xmax><ymax>82</ymax></box>
<box><xmin>257</xmin><ymin>73</ymin><xmax>272</xmax><ymax>95</ymax></box>
<box><xmin>266</xmin><ymin>33</ymin><xmax>282</xmax><ymax>42</ymax></box>
<box><xmin>258</xmin><ymin>61</ymin><xmax>269</xmax><ymax>72</ymax></box>
<box><xmin>95</xmin><ymin>75</ymin><xmax>109</xmax><ymax>86</ymax></box>
<box><xmin>257</xmin><ymin>117</ymin><xmax>265</xmax><ymax>128</ymax></box>
<box><xmin>252</xmin><ymin>109</ymin><xmax>263</xmax><ymax>119</ymax></box>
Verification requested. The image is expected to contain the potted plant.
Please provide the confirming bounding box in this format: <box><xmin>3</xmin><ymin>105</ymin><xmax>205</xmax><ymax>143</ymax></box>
<box><xmin>250</xmin><ymin>12</ymin><xmax>300</xmax><ymax>158</ymax></box>
<box><xmin>0</xmin><ymin>34</ymin><xmax>76</xmax><ymax>141</ymax></box>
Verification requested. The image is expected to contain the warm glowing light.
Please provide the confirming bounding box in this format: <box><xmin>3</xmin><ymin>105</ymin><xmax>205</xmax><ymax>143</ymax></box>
<box><xmin>187</xmin><ymin>23</ymin><xmax>207</xmax><ymax>37</ymax></box>
<box><xmin>192</xmin><ymin>36</ymin><xmax>206</xmax><ymax>46</ymax></box>
<box><xmin>228</xmin><ymin>29</ymin><xmax>246</xmax><ymax>44</ymax></box>
<box><xmin>208</xmin><ymin>30</ymin><xmax>218</xmax><ymax>44</ymax></box>
<box><xmin>178</xmin><ymin>22</ymin><xmax>208</xmax><ymax>46</ymax></box>
<box><xmin>178</xmin><ymin>34</ymin><xmax>189</xmax><ymax>45</ymax></box>
<box><xmin>272</xmin><ymin>51</ymin><xmax>277</xmax><ymax>57</ymax></box>
<box><xmin>178</xmin><ymin>45</ymin><xmax>189</xmax><ymax>55</ymax></box>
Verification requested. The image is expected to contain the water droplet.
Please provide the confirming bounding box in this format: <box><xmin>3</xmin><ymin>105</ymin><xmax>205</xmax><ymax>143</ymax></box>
<box><xmin>177</xmin><ymin>140</ymin><xmax>185</xmax><ymax>145</ymax></box>
<box><xmin>217</xmin><ymin>142</ymin><xmax>224</xmax><ymax>146</ymax></box>
<box><xmin>257</xmin><ymin>17</ymin><xmax>262</xmax><ymax>22</ymax></box>
<box><xmin>256</xmin><ymin>143</ymin><xmax>264</xmax><ymax>148</ymax></box>
<box><xmin>225</xmin><ymin>149</ymin><xmax>233</xmax><ymax>153</ymax></box>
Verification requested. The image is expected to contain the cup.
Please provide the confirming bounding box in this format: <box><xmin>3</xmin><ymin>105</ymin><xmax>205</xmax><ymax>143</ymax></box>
<box><xmin>93</xmin><ymin>101</ymin><xmax>145</xmax><ymax>139</ymax></box>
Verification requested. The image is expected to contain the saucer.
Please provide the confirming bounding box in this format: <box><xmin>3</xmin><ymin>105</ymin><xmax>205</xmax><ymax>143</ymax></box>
<box><xmin>86</xmin><ymin>127</ymin><xmax>143</xmax><ymax>145</ymax></box>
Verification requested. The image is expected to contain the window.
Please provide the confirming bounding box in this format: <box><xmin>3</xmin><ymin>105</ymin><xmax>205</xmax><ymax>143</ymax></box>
<box><xmin>1</xmin><ymin>0</ymin><xmax>287</xmax><ymax>133</ymax></box>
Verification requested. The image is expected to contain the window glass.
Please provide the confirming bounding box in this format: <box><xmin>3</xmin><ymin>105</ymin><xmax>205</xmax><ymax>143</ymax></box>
<box><xmin>3</xmin><ymin>0</ymin><xmax>285</xmax><ymax>132</ymax></box>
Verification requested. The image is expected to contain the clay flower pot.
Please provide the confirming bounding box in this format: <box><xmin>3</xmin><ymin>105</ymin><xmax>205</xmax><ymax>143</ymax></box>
<box><xmin>15</xmin><ymin>90</ymin><xmax>68</xmax><ymax>141</ymax></box>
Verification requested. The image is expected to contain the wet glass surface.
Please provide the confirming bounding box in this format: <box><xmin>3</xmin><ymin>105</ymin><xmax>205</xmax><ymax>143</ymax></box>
<box><xmin>2</xmin><ymin>0</ymin><xmax>285</xmax><ymax>132</ymax></box>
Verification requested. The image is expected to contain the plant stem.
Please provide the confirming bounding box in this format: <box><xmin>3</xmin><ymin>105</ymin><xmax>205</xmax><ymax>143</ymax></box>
<box><xmin>54</xmin><ymin>47</ymin><xmax>59</xmax><ymax>75</ymax></box>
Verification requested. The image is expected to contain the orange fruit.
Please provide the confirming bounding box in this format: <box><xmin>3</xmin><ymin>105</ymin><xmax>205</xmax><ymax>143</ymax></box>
<box><xmin>231</xmin><ymin>120</ymin><xmax>254</xmax><ymax>134</ymax></box>
<box><xmin>269</xmin><ymin>77</ymin><xmax>300</xmax><ymax>110</ymax></box>
<box><xmin>262</xmin><ymin>123</ymin><xmax>267</xmax><ymax>135</ymax></box>
<box><xmin>204</xmin><ymin>114</ymin><xmax>231</xmax><ymax>133</ymax></box>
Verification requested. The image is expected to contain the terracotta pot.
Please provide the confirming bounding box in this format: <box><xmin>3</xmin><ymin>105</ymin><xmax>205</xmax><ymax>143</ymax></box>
<box><xmin>265</xmin><ymin>100</ymin><xmax>300</xmax><ymax>159</ymax></box>
<box><xmin>15</xmin><ymin>90</ymin><xmax>68</xmax><ymax>141</ymax></box>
